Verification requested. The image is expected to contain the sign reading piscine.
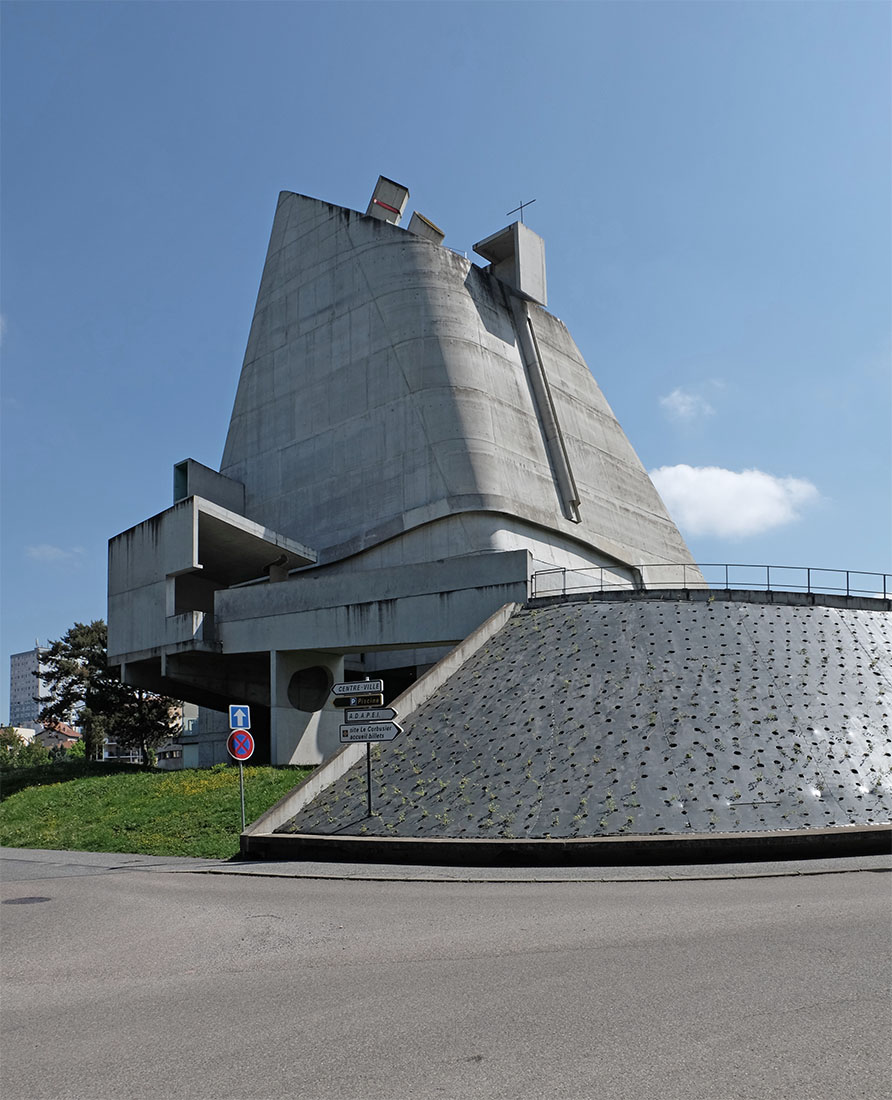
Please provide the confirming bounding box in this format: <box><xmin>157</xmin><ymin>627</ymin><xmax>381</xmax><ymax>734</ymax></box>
<box><xmin>332</xmin><ymin>693</ymin><xmax>385</xmax><ymax>708</ymax></box>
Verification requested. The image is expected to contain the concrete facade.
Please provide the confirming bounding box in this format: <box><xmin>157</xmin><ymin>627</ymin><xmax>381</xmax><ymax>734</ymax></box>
<box><xmin>219</xmin><ymin>188</ymin><xmax>693</xmax><ymax>577</ymax></box>
<box><xmin>108</xmin><ymin>180</ymin><xmax>700</xmax><ymax>765</ymax></box>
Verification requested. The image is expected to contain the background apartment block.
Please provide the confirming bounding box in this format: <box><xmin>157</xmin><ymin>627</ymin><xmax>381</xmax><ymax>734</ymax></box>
<box><xmin>8</xmin><ymin>644</ymin><xmax>48</xmax><ymax>731</ymax></box>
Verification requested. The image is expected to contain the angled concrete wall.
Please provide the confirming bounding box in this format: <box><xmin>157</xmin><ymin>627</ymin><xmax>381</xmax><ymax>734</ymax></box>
<box><xmin>220</xmin><ymin>191</ymin><xmax>695</xmax><ymax>578</ymax></box>
<box><xmin>275</xmin><ymin>593</ymin><xmax>892</xmax><ymax>840</ymax></box>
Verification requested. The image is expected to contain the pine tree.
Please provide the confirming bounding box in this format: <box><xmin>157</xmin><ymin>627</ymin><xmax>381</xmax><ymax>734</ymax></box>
<box><xmin>39</xmin><ymin>621</ymin><xmax>179</xmax><ymax>764</ymax></box>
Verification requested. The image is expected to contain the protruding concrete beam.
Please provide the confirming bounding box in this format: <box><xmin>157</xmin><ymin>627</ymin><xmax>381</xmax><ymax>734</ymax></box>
<box><xmin>173</xmin><ymin>459</ymin><xmax>245</xmax><ymax>513</ymax></box>
<box><xmin>407</xmin><ymin>211</ymin><xmax>445</xmax><ymax>244</ymax></box>
<box><xmin>365</xmin><ymin>175</ymin><xmax>409</xmax><ymax>224</ymax></box>
<box><xmin>474</xmin><ymin>222</ymin><xmax>547</xmax><ymax>306</ymax></box>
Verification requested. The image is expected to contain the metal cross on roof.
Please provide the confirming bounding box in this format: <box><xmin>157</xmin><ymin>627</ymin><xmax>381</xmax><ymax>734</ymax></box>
<box><xmin>506</xmin><ymin>198</ymin><xmax>536</xmax><ymax>223</ymax></box>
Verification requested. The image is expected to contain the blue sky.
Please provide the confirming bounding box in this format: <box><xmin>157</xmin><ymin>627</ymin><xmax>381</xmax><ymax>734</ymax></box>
<box><xmin>2</xmin><ymin>0</ymin><xmax>890</xmax><ymax>719</ymax></box>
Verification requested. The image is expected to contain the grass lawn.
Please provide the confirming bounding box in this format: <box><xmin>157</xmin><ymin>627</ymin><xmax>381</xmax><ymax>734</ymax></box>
<box><xmin>0</xmin><ymin>764</ymin><xmax>311</xmax><ymax>859</ymax></box>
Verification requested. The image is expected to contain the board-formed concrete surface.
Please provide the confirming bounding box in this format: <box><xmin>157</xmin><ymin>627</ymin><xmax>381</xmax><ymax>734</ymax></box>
<box><xmin>275</xmin><ymin>594</ymin><xmax>892</xmax><ymax>841</ymax></box>
<box><xmin>219</xmin><ymin>190</ymin><xmax>696</xmax><ymax>574</ymax></box>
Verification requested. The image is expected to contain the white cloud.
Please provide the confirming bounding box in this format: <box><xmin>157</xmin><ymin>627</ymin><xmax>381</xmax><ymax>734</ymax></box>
<box><xmin>26</xmin><ymin>544</ymin><xmax>85</xmax><ymax>565</ymax></box>
<box><xmin>659</xmin><ymin>387</ymin><xmax>715</xmax><ymax>422</ymax></box>
<box><xmin>649</xmin><ymin>465</ymin><xmax>819</xmax><ymax>538</ymax></box>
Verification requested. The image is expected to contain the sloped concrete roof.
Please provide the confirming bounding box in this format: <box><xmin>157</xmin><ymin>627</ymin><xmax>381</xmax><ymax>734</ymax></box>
<box><xmin>276</xmin><ymin>595</ymin><xmax>892</xmax><ymax>840</ymax></box>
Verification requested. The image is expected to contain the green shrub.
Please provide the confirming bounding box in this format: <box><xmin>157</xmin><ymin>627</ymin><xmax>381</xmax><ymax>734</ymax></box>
<box><xmin>0</xmin><ymin>726</ymin><xmax>51</xmax><ymax>770</ymax></box>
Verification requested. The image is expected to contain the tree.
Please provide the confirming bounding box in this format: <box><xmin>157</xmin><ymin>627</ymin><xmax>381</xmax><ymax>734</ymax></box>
<box><xmin>38</xmin><ymin>620</ymin><xmax>179</xmax><ymax>765</ymax></box>
<box><xmin>109</xmin><ymin>689</ymin><xmax>178</xmax><ymax>766</ymax></box>
<box><xmin>39</xmin><ymin>621</ymin><xmax>114</xmax><ymax>760</ymax></box>
<box><xmin>0</xmin><ymin>727</ymin><xmax>51</xmax><ymax>770</ymax></box>
<box><xmin>61</xmin><ymin>737</ymin><xmax>86</xmax><ymax>760</ymax></box>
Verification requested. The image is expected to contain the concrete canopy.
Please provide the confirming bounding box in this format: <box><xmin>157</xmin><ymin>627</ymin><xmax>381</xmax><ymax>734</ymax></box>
<box><xmin>194</xmin><ymin>500</ymin><xmax>315</xmax><ymax>586</ymax></box>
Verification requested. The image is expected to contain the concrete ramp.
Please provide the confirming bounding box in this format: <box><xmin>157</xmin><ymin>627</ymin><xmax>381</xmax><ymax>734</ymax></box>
<box><xmin>246</xmin><ymin>591</ymin><xmax>891</xmax><ymax>857</ymax></box>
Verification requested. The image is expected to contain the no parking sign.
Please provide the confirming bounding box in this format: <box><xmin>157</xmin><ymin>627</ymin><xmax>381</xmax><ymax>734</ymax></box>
<box><xmin>227</xmin><ymin>709</ymin><xmax>254</xmax><ymax>832</ymax></box>
<box><xmin>226</xmin><ymin>729</ymin><xmax>255</xmax><ymax>762</ymax></box>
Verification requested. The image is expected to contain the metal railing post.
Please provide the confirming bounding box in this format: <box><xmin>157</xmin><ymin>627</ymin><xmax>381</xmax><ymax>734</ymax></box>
<box><xmin>766</xmin><ymin>565</ymin><xmax>771</xmax><ymax>592</ymax></box>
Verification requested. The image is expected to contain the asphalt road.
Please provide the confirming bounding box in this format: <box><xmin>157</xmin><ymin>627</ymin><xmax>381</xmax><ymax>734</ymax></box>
<box><xmin>1</xmin><ymin>850</ymin><xmax>889</xmax><ymax>1100</ymax></box>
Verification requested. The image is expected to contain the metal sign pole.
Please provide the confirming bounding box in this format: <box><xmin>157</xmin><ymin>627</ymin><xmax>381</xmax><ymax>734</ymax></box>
<box><xmin>239</xmin><ymin>762</ymin><xmax>246</xmax><ymax>832</ymax></box>
<box><xmin>329</xmin><ymin>681</ymin><xmax>396</xmax><ymax>820</ymax></box>
<box><xmin>367</xmin><ymin>743</ymin><xmax>372</xmax><ymax>817</ymax></box>
<box><xmin>226</xmin><ymin>709</ymin><xmax>254</xmax><ymax>836</ymax></box>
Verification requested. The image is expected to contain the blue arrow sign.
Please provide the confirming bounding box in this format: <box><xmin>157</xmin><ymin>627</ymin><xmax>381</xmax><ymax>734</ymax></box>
<box><xmin>229</xmin><ymin>704</ymin><xmax>251</xmax><ymax>730</ymax></box>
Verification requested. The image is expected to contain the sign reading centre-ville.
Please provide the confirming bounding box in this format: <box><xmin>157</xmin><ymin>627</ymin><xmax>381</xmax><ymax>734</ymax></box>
<box><xmin>331</xmin><ymin>680</ymin><xmax>385</xmax><ymax>696</ymax></box>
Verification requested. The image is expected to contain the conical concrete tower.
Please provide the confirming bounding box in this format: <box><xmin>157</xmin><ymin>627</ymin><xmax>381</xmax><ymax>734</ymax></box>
<box><xmin>219</xmin><ymin>186</ymin><xmax>696</xmax><ymax>584</ymax></box>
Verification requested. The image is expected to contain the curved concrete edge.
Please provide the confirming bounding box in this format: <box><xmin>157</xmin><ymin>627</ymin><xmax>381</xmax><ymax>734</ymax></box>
<box><xmin>530</xmin><ymin>587</ymin><xmax>892</xmax><ymax>613</ymax></box>
<box><xmin>241</xmin><ymin>823</ymin><xmax>892</xmax><ymax>866</ymax></box>
<box><xmin>243</xmin><ymin>601</ymin><xmax>522</xmax><ymax>836</ymax></box>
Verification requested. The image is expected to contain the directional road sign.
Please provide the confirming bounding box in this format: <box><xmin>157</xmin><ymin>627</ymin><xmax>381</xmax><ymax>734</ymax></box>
<box><xmin>227</xmin><ymin>729</ymin><xmax>255</xmax><ymax>761</ymax></box>
<box><xmin>331</xmin><ymin>680</ymin><xmax>384</xmax><ymax>697</ymax></box>
<box><xmin>339</xmin><ymin>721</ymin><xmax>402</xmax><ymax>744</ymax></box>
<box><xmin>229</xmin><ymin>704</ymin><xmax>252</xmax><ymax>730</ymax></box>
<box><xmin>344</xmin><ymin>707</ymin><xmax>398</xmax><ymax>723</ymax></box>
<box><xmin>332</xmin><ymin>693</ymin><xmax>384</xmax><ymax>708</ymax></box>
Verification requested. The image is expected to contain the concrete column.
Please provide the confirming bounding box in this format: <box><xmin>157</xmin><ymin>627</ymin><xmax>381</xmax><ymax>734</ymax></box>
<box><xmin>269</xmin><ymin>650</ymin><xmax>344</xmax><ymax>765</ymax></box>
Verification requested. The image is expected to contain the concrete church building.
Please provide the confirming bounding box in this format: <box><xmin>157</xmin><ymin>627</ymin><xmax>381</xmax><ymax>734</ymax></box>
<box><xmin>108</xmin><ymin>177</ymin><xmax>700</xmax><ymax>766</ymax></box>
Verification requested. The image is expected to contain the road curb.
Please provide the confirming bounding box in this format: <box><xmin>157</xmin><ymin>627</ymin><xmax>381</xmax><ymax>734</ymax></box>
<box><xmin>199</xmin><ymin>861</ymin><xmax>890</xmax><ymax>884</ymax></box>
<box><xmin>241</xmin><ymin>822</ymin><xmax>891</xmax><ymax>865</ymax></box>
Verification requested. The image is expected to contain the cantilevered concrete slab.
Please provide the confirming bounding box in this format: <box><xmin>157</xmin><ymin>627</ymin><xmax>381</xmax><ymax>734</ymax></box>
<box><xmin>109</xmin><ymin>496</ymin><xmax>315</xmax><ymax>664</ymax></box>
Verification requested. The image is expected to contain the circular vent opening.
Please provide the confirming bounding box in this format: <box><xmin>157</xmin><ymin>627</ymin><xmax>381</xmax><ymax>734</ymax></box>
<box><xmin>287</xmin><ymin>666</ymin><xmax>333</xmax><ymax>713</ymax></box>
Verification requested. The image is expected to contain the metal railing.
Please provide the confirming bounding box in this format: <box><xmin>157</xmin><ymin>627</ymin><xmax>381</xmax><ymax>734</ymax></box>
<box><xmin>529</xmin><ymin>563</ymin><xmax>891</xmax><ymax>601</ymax></box>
